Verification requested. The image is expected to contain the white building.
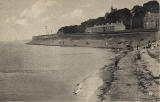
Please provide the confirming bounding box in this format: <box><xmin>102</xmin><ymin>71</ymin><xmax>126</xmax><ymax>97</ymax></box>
<box><xmin>85</xmin><ymin>22</ymin><xmax>126</xmax><ymax>33</ymax></box>
<box><xmin>143</xmin><ymin>12</ymin><xmax>160</xmax><ymax>30</ymax></box>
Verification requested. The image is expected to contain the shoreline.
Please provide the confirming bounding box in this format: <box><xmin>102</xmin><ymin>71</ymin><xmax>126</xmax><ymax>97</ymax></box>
<box><xmin>27</xmin><ymin>43</ymin><xmax>107</xmax><ymax>49</ymax></box>
<box><xmin>27</xmin><ymin>37</ymin><xmax>160</xmax><ymax>102</ymax></box>
<box><xmin>72</xmin><ymin>49</ymin><xmax>127</xmax><ymax>102</ymax></box>
<box><xmin>72</xmin><ymin>46</ymin><xmax>159</xmax><ymax>102</ymax></box>
<box><xmin>96</xmin><ymin>50</ymin><xmax>127</xmax><ymax>102</ymax></box>
<box><xmin>97</xmin><ymin>49</ymin><xmax>159</xmax><ymax>102</ymax></box>
<box><xmin>28</xmin><ymin>30</ymin><xmax>159</xmax><ymax>49</ymax></box>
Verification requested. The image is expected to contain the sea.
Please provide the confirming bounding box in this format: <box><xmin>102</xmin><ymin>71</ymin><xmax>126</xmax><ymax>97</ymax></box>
<box><xmin>0</xmin><ymin>41</ymin><xmax>114</xmax><ymax>102</ymax></box>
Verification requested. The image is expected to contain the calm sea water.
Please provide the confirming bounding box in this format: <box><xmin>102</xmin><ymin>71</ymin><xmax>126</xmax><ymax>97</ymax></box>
<box><xmin>0</xmin><ymin>41</ymin><xmax>114</xmax><ymax>102</ymax></box>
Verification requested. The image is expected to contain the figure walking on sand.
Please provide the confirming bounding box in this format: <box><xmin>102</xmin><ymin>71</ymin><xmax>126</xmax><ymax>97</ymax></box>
<box><xmin>115</xmin><ymin>57</ymin><xmax>118</xmax><ymax>68</ymax></box>
<box><xmin>137</xmin><ymin>44</ymin><xmax>139</xmax><ymax>50</ymax></box>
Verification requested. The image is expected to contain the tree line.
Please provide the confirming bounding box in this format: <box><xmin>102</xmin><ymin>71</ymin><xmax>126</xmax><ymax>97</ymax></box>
<box><xmin>57</xmin><ymin>0</ymin><xmax>159</xmax><ymax>34</ymax></box>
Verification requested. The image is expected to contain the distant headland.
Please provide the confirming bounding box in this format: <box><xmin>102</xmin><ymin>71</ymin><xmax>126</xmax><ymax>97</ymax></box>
<box><xmin>28</xmin><ymin>0</ymin><xmax>159</xmax><ymax>49</ymax></box>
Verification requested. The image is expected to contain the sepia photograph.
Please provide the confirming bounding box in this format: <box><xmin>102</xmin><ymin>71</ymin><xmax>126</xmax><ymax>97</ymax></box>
<box><xmin>0</xmin><ymin>0</ymin><xmax>159</xmax><ymax>102</ymax></box>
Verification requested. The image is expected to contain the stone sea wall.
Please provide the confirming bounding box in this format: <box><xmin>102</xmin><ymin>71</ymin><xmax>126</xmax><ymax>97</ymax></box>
<box><xmin>29</xmin><ymin>31</ymin><xmax>158</xmax><ymax>49</ymax></box>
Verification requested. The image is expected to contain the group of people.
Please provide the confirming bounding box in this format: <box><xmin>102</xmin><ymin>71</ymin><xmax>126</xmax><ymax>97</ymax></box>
<box><xmin>136</xmin><ymin>40</ymin><xmax>160</xmax><ymax>51</ymax></box>
<box><xmin>147</xmin><ymin>40</ymin><xmax>160</xmax><ymax>49</ymax></box>
<box><xmin>113</xmin><ymin>40</ymin><xmax>160</xmax><ymax>69</ymax></box>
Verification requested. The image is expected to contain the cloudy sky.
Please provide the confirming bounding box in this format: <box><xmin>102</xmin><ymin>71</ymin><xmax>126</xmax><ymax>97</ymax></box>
<box><xmin>0</xmin><ymin>0</ymin><xmax>152</xmax><ymax>41</ymax></box>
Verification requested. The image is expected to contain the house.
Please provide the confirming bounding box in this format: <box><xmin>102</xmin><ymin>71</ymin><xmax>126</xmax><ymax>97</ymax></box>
<box><xmin>85</xmin><ymin>22</ymin><xmax>126</xmax><ymax>33</ymax></box>
<box><xmin>143</xmin><ymin>12</ymin><xmax>160</xmax><ymax>30</ymax></box>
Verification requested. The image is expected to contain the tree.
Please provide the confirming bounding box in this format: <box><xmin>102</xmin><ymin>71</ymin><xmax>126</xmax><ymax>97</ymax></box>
<box><xmin>132</xmin><ymin>5</ymin><xmax>146</xmax><ymax>29</ymax></box>
<box><xmin>81</xmin><ymin>19</ymin><xmax>96</xmax><ymax>27</ymax></box>
<box><xmin>106</xmin><ymin>8</ymin><xmax>132</xmax><ymax>29</ymax></box>
<box><xmin>105</xmin><ymin>12</ymin><xmax>109</xmax><ymax>19</ymax></box>
<box><xmin>143</xmin><ymin>1</ymin><xmax>159</xmax><ymax>13</ymax></box>
<box><xmin>94</xmin><ymin>17</ymin><xmax>106</xmax><ymax>25</ymax></box>
<box><xmin>57</xmin><ymin>25</ymin><xmax>85</xmax><ymax>34</ymax></box>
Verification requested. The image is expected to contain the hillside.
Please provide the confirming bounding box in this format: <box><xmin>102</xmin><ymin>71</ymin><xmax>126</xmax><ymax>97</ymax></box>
<box><xmin>57</xmin><ymin>0</ymin><xmax>159</xmax><ymax>34</ymax></box>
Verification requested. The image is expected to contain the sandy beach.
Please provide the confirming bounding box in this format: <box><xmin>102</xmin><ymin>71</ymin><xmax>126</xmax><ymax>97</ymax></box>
<box><xmin>27</xmin><ymin>36</ymin><xmax>160</xmax><ymax>102</ymax></box>
<box><xmin>73</xmin><ymin>42</ymin><xmax>160</xmax><ymax>102</ymax></box>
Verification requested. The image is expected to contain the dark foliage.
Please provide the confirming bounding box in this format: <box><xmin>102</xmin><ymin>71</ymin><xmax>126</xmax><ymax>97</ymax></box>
<box><xmin>81</xmin><ymin>19</ymin><xmax>96</xmax><ymax>27</ymax></box>
<box><xmin>81</xmin><ymin>17</ymin><xmax>106</xmax><ymax>27</ymax></box>
<box><xmin>132</xmin><ymin>5</ymin><xmax>146</xmax><ymax>29</ymax></box>
<box><xmin>106</xmin><ymin>8</ymin><xmax>132</xmax><ymax>29</ymax></box>
<box><xmin>57</xmin><ymin>0</ymin><xmax>159</xmax><ymax>34</ymax></box>
<box><xmin>58</xmin><ymin>25</ymin><xmax>85</xmax><ymax>34</ymax></box>
<box><xmin>143</xmin><ymin>1</ymin><xmax>159</xmax><ymax>13</ymax></box>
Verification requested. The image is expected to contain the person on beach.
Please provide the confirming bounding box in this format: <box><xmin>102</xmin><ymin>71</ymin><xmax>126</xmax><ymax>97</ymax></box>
<box><xmin>115</xmin><ymin>57</ymin><xmax>118</xmax><ymax>68</ymax></box>
<box><xmin>136</xmin><ymin>51</ymin><xmax>141</xmax><ymax>59</ymax></box>
<box><xmin>137</xmin><ymin>44</ymin><xmax>139</xmax><ymax>50</ymax></box>
<box><xmin>147</xmin><ymin>41</ymin><xmax>151</xmax><ymax>48</ymax></box>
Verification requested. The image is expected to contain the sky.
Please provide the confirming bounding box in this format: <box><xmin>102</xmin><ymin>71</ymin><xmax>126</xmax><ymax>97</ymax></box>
<box><xmin>0</xmin><ymin>0</ymin><xmax>155</xmax><ymax>41</ymax></box>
